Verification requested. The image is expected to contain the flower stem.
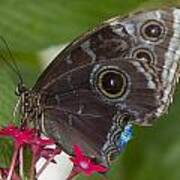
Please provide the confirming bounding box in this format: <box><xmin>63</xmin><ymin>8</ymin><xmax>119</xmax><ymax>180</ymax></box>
<box><xmin>67</xmin><ymin>168</ymin><xmax>80</xmax><ymax>180</ymax></box>
<box><xmin>19</xmin><ymin>146</ymin><xmax>24</xmax><ymax>178</ymax></box>
<box><xmin>7</xmin><ymin>145</ymin><xmax>19</xmax><ymax>180</ymax></box>
<box><xmin>36</xmin><ymin>152</ymin><xmax>58</xmax><ymax>178</ymax></box>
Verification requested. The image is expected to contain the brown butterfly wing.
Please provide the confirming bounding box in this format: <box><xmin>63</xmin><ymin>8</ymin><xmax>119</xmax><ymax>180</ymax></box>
<box><xmin>110</xmin><ymin>8</ymin><xmax>180</xmax><ymax>119</ymax></box>
<box><xmin>30</xmin><ymin>8</ymin><xmax>180</xmax><ymax>166</ymax></box>
<box><xmin>36</xmin><ymin>59</ymin><xmax>159</xmax><ymax>165</ymax></box>
<box><xmin>34</xmin><ymin>8</ymin><xmax>179</xmax><ymax>126</ymax></box>
<box><xmin>33</xmin><ymin>23</ymin><xmax>133</xmax><ymax>92</ymax></box>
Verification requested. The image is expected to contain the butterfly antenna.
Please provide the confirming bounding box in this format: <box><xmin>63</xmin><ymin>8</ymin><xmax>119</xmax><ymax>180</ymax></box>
<box><xmin>0</xmin><ymin>36</ymin><xmax>23</xmax><ymax>84</ymax></box>
<box><xmin>0</xmin><ymin>54</ymin><xmax>23</xmax><ymax>84</ymax></box>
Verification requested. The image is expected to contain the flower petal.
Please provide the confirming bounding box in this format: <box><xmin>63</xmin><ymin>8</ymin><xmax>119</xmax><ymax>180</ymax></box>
<box><xmin>73</xmin><ymin>145</ymin><xmax>84</xmax><ymax>159</ymax></box>
<box><xmin>90</xmin><ymin>164</ymin><xmax>108</xmax><ymax>173</ymax></box>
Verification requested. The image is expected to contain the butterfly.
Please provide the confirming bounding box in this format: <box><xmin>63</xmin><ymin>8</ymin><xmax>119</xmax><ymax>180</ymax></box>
<box><xmin>14</xmin><ymin>7</ymin><xmax>180</xmax><ymax>167</ymax></box>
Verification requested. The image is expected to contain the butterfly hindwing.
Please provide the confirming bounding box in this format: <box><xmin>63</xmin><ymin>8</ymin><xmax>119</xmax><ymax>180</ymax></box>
<box><xmin>38</xmin><ymin>58</ymin><xmax>159</xmax><ymax>165</ymax></box>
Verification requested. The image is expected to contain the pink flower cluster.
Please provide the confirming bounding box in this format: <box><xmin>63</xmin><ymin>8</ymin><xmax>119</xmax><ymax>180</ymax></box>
<box><xmin>0</xmin><ymin>124</ymin><xmax>60</xmax><ymax>180</ymax></box>
<box><xmin>0</xmin><ymin>124</ymin><xmax>108</xmax><ymax>180</ymax></box>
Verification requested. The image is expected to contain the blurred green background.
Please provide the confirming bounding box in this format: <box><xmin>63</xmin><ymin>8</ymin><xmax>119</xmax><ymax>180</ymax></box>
<box><xmin>0</xmin><ymin>0</ymin><xmax>180</xmax><ymax>179</ymax></box>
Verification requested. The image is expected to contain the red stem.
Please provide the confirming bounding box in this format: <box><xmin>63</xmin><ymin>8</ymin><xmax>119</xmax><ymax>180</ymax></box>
<box><xmin>66</xmin><ymin>168</ymin><xmax>80</xmax><ymax>180</ymax></box>
<box><xmin>7</xmin><ymin>145</ymin><xmax>20</xmax><ymax>180</ymax></box>
<box><xmin>19</xmin><ymin>146</ymin><xmax>24</xmax><ymax>178</ymax></box>
<box><xmin>36</xmin><ymin>151</ymin><xmax>60</xmax><ymax>178</ymax></box>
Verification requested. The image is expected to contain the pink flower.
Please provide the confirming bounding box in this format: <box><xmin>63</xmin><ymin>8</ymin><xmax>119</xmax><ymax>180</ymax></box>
<box><xmin>0</xmin><ymin>124</ymin><xmax>34</xmax><ymax>147</ymax></box>
<box><xmin>30</xmin><ymin>136</ymin><xmax>61</xmax><ymax>162</ymax></box>
<box><xmin>70</xmin><ymin>145</ymin><xmax>108</xmax><ymax>176</ymax></box>
<box><xmin>0</xmin><ymin>124</ymin><xmax>62</xmax><ymax>179</ymax></box>
<box><xmin>39</xmin><ymin>147</ymin><xmax>61</xmax><ymax>163</ymax></box>
<box><xmin>31</xmin><ymin>136</ymin><xmax>55</xmax><ymax>154</ymax></box>
<box><xmin>0</xmin><ymin>124</ymin><xmax>60</xmax><ymax>161</ymax></box>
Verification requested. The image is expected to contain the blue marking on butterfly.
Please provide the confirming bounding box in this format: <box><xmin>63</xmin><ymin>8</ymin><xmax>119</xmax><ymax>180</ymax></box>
<box><xmin>117</xmin><ymin>123</ymin><xmax>133</xmax><ymax>151</ymax></box>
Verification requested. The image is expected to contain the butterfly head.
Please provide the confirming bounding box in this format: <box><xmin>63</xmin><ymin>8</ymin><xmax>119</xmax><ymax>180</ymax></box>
<box><xmin>15</xmin><ymin>82</ymin><xmax>28</xmax><ymax>97</ymax></box>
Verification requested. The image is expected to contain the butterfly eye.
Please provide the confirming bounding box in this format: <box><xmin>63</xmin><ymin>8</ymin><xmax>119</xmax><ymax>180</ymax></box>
<box><xmin>132</xmin><ymin>48</ymin><xmax>155</xmax><ymax>64</ymax></box>
<box><xmin>140</xmin><ymin>20</ymin><xmax>165</xmax><ymax>42</ymax></box>
<box><xmin>95</xmin><ymin>68</ymin><xmax>128</xmax><ymax>99</ymax></box>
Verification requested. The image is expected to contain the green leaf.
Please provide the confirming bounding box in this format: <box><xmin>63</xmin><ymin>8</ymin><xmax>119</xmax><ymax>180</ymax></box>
<box><xmin>0</xmin><ymin>138</ymin><xmax>13</xmax><ymax>167</ymax></box>
<box><xmin>0</xmin><ymin>0</ymin><xmax>151</xmax><ymax>52</ymax></box>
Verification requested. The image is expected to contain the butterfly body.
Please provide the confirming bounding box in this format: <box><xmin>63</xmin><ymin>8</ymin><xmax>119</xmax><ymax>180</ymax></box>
<box><xmin>17</xmin><ymin>8</ymin><xmax>180</xmax><ymax>167</ymax></box>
